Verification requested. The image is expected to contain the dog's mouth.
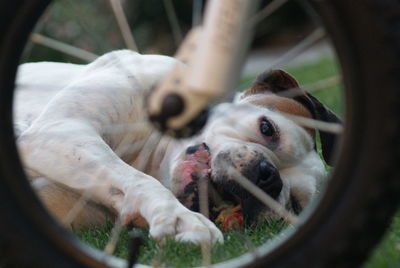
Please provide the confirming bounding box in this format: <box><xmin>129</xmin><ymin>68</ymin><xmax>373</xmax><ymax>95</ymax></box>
<box><xmin>176</xmin><ymin>143</ymin><xmax>244</xmax><ymax>227</ymax></box>
<box><xmin>175</xmin><ymin>143</ymin><xmax>211</xmax><ymax>207</ymax></box>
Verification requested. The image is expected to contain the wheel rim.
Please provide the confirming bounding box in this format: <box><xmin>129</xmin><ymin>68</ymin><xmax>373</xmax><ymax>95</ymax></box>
<box><xmin>3</xmin><ymin>0</ymin><xmax>386</xmax><ymax>267</ymax></box>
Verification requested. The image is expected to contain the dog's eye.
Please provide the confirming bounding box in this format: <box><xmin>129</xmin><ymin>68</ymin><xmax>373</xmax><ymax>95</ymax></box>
<box><xmin>259</xmin><ymin>118</ymin><xmax>275</xmax><ymax>137</ymax></box>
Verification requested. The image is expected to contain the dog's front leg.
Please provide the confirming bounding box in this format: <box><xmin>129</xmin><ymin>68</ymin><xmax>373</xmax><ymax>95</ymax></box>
<box><xmin>18</xmin><ymin>120</ymin><xmax>223</xmax><ymax>244</ymax></box>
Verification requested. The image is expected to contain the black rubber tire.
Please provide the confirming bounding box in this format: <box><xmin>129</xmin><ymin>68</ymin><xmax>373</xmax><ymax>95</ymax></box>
<box><xmin>0</xmin><ymin>1</ymin><xmax>109</xmax><ymax>268</ymax></box>
<box><xmin>0</xmin><ymin>0</ymin><xmax>400</xmax><ymax>268</ymax></box>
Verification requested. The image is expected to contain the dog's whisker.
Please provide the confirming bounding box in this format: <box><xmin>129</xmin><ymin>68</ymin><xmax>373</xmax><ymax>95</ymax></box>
<box><xmin>227</xmin><ymin>165</ymin><xmax>298</xmax><ymax>225</ymax></box>
<box><xmin>104</xmin><ymin>217</ymin><xmax>124</xmax><ymax>255</ymax></box>
<box><xmin>109</xmin><ymin>0</ymin><xmax>139</xmax><ymax>52</ymax></box>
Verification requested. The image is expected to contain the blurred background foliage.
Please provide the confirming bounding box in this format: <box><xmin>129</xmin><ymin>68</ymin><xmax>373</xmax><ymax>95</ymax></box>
<box><xmin>24</xmin><ymin>0</ymin><xmax>313</xmax><ymax>63</ymax></box>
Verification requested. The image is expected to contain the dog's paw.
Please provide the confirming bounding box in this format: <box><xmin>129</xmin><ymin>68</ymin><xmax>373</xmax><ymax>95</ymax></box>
<box><xmin>148</xmin><ymin>207</ymin><xmax>224</xmax><ymax>245</ymax></box>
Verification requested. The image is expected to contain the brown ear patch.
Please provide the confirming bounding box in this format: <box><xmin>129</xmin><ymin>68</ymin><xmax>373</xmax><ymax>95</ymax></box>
<box><xmin>245</xmin><ymin>95</ymin><xmax>312</xmax><ymax>118</ymax></box>
<box><xmin>243</xmin><ymin>69</ymin><xmax>300</xmax><ymax>97</ymax></box>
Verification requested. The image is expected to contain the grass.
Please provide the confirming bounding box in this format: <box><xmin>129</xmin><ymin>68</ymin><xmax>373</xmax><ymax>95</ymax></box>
<box><xmin>76</xmin><ymin>220</ymin><xmax>287</xmax><ymax>267</ymax></box>
<box><xmin>75</xmin><ymin>57</ymin><xmax>399</xmax><ymax>267</ymax></box>
<box><xmin>363</xmin><ymin>213</ymin><xmax>400</xmax><ymax>268</ymax></box>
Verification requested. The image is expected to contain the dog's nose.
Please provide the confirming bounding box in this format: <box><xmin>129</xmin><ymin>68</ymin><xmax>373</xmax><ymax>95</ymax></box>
<box><xmin>186</xmin><ymin>143</ymin><xmax>210</xmax><ymax>155</ymax></box>
<box><xmin>255</xmin><ymin>160</ymin><xmax>282</xmax><ymax>200</ymax></box>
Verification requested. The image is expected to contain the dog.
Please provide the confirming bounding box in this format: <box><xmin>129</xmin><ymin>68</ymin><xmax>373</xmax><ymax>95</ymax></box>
<box><xmin>14</xmin><ymin>50</ymin><xmax>340</xmax><ymax>245</ymax></box>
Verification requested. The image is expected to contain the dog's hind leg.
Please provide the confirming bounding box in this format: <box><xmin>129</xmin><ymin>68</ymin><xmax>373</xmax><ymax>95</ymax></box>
<box><xmin>31</xmin><ymin>178</ymin><xmax>116</xmax><ymax>229</ymax></box>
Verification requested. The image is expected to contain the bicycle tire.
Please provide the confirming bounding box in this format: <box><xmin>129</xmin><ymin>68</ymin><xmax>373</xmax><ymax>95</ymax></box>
<box><xmin>0</xmin><ymin>0</ymin><xmax>400</xmax><ymax>268</ymax></box>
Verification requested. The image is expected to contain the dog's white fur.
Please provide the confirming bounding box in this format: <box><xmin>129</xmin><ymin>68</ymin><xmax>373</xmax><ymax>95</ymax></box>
<box><xmin>14</xmin><ymin>50</ymin><xmax>326</xmax><ymax>245</ymax></box>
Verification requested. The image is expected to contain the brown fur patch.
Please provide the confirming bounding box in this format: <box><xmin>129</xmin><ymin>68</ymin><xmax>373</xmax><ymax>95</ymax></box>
<box><xmin>36</xmin><ymin>182</ymin><xmax>114</xmax><ymax>229</ymax></box>
<box><xmin>36</xmin><ymin>181</ymin><xmax>148</xmax><ymax>229</ymax></box>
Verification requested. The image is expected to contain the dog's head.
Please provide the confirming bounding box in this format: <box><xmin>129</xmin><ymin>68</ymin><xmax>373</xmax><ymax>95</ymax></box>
<box><xmin>164</xmin><ymin>69</ymin><xmax>341</xmax><ymax>225</ymax></box>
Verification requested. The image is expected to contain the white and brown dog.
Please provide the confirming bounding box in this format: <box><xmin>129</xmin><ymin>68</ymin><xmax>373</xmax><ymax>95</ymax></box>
<box><xmin>14</xmin><ymin>50</ymin><xmax>340</xmax><ymax>245</ymax></box>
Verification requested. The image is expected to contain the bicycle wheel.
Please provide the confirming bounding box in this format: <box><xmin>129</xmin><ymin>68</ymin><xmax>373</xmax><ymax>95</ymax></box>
<box><xmin>1</xmin><ymin>0</ymin><xmax>400</xmax><ymax>268</ymax></box>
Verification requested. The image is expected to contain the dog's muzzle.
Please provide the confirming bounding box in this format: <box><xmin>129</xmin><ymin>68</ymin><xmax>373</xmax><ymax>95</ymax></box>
<box><xmin>212</xmin><ymin>156</ymin><xmax>283</xmax><ymax>225</ymax></box>
<box><xmin>176</xmin><ymin>143</ymin><xmax>283</xmax><ymax>225</ymax></box>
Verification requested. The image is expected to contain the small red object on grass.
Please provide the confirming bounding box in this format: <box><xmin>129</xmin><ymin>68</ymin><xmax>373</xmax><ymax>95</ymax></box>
<box><xmin>222</xmin><ymin>213</ymin><xmax>244</xmax><ymax>231</ymax></box>
<box><xmin>215</xmin><ymin>204</ymin><xmax>244</xmax><ymax>231</ymax></box>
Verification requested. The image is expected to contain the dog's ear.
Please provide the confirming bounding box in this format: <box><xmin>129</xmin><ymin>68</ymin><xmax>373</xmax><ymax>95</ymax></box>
<box><xmin>243</xmin><ymin>69</ymin><xmax>342</xmax><ymax>166</ymax></box>
<box><xmin>295</xmin><ymin>92</ymin><xmax>342</xmax><ymax>165</ymax></box>
<box><xmin>243</xmin><ymin>69</ymin><xmax>300</xmax><ymax>96</ymax></box>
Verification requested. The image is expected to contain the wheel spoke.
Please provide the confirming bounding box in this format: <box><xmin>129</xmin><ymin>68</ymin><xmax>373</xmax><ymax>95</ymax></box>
<box><xmin>104</xmin><ymin>217</ymin><xmax>124</xmax><ymax>255</ymax></box>
<box><xmin>62</xmin><ymin>187</ymin><xmax>95</xmax><ymax>227</ymax></box>
<box><xmin>265</xmin><ymin>27</ymin><xmax>326</xmax><ymax>70</ymax></box>
<box><xmin>27</xmin><ymin>124</ymin><xmax>160</xmax><ymax>230</ymax></box>
<box><xmin>248</xmin><ymin>0</ymin><xmax>289</xmax><ymax>27</ymax></box>
<box><xmin>60</xmin><ymin>169</ymin><xmax>116</xmax><ymax>227</ymax></box>
<box><xmin>132</xmin><ymin>132</ymin><xmax>162</xmax><ymax>172</ymax></box>
<box><xmin>192</xmin><ymin>0</ymin><xmax>203</xmax><ymax>27</ymax></box>
<box><xmin>163</xmin><ymin>0</ymin><xmax>184</xmax><ymax>47</ymax></box>
<box><xmin>303</xmin><ymin>76</ymin><xmax>341</xmax><ymax>94</ymax></box>
<box><xmin>200</xmin><ymin>242</ymin><xmax>212</xmax><ymax>266</ymax></box>
<box><xmin>227</xmin><ymin>165</ymin><xmax>298</xmax><ymax>225</ymax></box>
<box><xmin>57</xmin><ymin>134</ymin><xmax>161</xmax><ymax>228</ymax></box>
<box><xmin>102</xmin><ymin>122</ymin><xmax>152</xmax><ymax>136</ymax></box>
<box><xmin>109</xmin><ymin>0</ymin><xmax>139</xmax><ymax>52</ymax></box>
<box><xmin>58</xmin><ymin>1</ymin><xmax>111</xmax><ymax>53</ymax></box>
<box><xmin>276</xmin><ymin>76</ymin><xmax>342</xmax><ymax>100</ymax></box>
<box><xmin>30</xmin><ymin>33</ymin><xmax>98</xmax><ymax>62</ymax></box>
<box><xmin>198</xmin><ymin>176</ymin><xmax>211</xmax><ymax>266</ymax></box>
<box><xmin>279</xmin><ymin>113</ymin><xmax>343</xmax><ymax>134</ymax></box>
<box><xmin>198</xmin><ymin>176</ymin><xmax>210</xmax><ymax>219</ymax></box>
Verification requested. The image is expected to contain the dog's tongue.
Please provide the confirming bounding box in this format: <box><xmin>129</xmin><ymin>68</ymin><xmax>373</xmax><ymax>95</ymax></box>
<box><xmin>179</xmin><ymin>143</ymin><xmax>211</xmax><ymax>186</ymax></box>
